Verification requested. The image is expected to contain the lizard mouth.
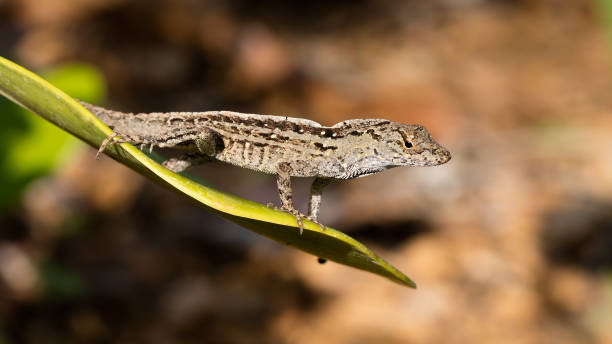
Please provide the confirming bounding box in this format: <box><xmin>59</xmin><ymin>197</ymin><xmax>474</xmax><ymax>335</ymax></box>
<box><xmin>412</xmin><ymin>146</ymin><xmax>451</xmax><ymax>166</ymax></box>
<box><xmin>435</xmin><ymin>147</ymin><xmax>452</xmax><ymax>165</ymax></box>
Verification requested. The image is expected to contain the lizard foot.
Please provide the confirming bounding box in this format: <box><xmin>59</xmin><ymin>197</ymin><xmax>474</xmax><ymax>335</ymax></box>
<box><xmin>268</xmin><ymin>205</ymin><xmax>325</xmax><ymax>234</ymax></box>
<box><xmin>97</xmin><ymin>132</ymin><xmax>130</xmax><ymax>159</ymax></box>
<box><xmin>163</xmin><ymin>158</ymin><xmax>191</xmax><ymax>173</ymax></box>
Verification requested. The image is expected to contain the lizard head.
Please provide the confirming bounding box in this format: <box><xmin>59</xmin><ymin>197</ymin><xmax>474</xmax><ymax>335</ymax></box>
<box><xmin>340</xmin><ymin>122</ymin><xmax>451</xmax><ymax>179</ymax></box>
<box><xmin>329</xmin><ymin>119</ymin><xmax>451</xmax><ymax>178</ymax></box>
<box><xmin>380</xmin><ymin>123</ymin><xmax>451</xmax><ymax>167</ymax></box>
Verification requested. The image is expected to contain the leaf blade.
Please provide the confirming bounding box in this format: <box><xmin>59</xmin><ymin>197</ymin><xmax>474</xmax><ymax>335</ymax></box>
<box><xmin>0</xmin><ymin>56</ymin><xmax>416</xmax><ymax>288</ymax></box>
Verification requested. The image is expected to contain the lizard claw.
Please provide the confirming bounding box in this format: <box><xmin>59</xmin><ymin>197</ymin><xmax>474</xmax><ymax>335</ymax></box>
<box><xmin>276</xmin><ymin>206</ymin><xmax>304</xmax><ymax>234</ymax></box>
<box><xmin>305</xmin><ymin>215</ymin><xmax>326</xmax><ymax>231</ymax></box>
<box><xmin>97</xmin><ymin>132</ymin><xmax>119</xmax><ymax>160</ymax></box>
<box><xmin>294</xmin><ymin>213</ymin><xmax>305</xmax><ymax>235</ymax></box>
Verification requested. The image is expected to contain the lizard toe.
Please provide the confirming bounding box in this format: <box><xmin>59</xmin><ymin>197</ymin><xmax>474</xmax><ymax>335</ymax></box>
<box><xmin>97</xmin><ymin>132</ymin><xmax>131</xmax><ymax>159</ymax></box>
<box><xmin>279</xmin><ymin>206</ymin><xmax>306</xmax><ymax>234</ymax></box>
<box><xmin>306</xmin><ymin>216</ymin><xmax>326</xmax><ymax>231</ymax></box>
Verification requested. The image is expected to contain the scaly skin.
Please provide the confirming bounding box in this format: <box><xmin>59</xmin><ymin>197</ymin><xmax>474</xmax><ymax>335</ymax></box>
<box><xmin>80</xmin><ymin>101</ymin><xmax>451</xmax><ymax>233</ymax></box>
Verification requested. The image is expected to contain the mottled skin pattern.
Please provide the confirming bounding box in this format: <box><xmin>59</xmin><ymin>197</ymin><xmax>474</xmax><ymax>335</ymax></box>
<box><xmin>80</xmin><ymin>101</ymin><xmax>451</xmax><ymax>233</ymax></box>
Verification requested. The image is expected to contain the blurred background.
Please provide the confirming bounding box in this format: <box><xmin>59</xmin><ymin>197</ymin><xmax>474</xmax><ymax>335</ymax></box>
<box><xmin>1</xmin><ymin>0</ymin><xmax>612</xmax><ymax>343</ymax></box>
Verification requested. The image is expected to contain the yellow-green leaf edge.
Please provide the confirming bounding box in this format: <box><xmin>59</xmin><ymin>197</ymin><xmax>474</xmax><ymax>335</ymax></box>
<box><xmin>0</xmin><ymin>56</ymin><xmax>416</xmax><ymax>288</ymax></box>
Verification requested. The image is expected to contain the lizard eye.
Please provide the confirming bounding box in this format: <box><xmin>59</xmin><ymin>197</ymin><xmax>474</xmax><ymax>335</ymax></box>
<box><xmin>403</xmin><ymin>139</ymin><xmax>413</xmax><ymax>148</ymax></box>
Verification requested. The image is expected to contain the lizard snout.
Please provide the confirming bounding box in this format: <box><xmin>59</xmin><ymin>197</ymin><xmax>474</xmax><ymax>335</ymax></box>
<box><xmin>436</xmin><ymin>146</ymin><xmax>451</xmax><ymax>164</ymax></box>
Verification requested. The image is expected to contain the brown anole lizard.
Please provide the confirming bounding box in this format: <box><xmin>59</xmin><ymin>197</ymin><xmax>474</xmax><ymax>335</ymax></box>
<box><xmin>79</xmin><ymin>101</ymin><xmax>451</xmax><ymax>233</ymax></box>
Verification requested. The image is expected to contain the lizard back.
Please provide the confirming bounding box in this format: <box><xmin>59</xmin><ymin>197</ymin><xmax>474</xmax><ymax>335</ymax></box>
<box><xmin>81</xmin><ymin>101</ymin><xmax>451</xmax><ymax>179</ymax></box>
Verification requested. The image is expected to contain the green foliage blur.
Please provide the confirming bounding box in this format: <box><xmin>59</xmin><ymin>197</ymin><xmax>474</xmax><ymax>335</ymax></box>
<box><xmin>596</xmin><ymin>0</ymin><xmax>612</xmax><ymax>45</ymax></box>
<box><xmin>0</xmin><ymin>63</ymin><xmax>105</xmax><ymax>210</ymax></box>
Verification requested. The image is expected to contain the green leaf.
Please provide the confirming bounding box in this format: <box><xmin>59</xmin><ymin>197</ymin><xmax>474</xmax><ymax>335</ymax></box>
<box><xmin>595</xmin><ymin>0</ymin><xmax>612</xmax><ymax>45</ymax></box>
<box><xmin>0</xmin><ymin>56</ymin><xmax>416</xmax><ymax>288</ymax></box>
<box><xmin>39</xmin><ymin>262</ymin><xmax>85</xmax><ymax>302</ymax></box>
<box><xmin>0</xmin><ymin>63</ymin><xmax>105</xmax><ymax>208</ymax></box>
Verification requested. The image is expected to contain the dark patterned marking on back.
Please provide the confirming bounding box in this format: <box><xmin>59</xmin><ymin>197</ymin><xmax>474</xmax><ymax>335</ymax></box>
<box><xmin>314</xmin><ymin>142</ymin><xmax>338</xmax><ymax>151</ymax></box>
<box><xmin>366</xmin><ymin>129</ymin><xmax>381</xmax><ymax>140</ymax></box>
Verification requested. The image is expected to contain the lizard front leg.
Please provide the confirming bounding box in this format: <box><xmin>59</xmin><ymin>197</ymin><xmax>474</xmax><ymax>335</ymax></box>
<box><xmin>308</xmin><ymin>177</ymin><xmax>332</xmax><ymax>221</ymax></box>
<box><xmin>163</xmin><ymin>128</ymin><xmax>220</xmax><ymax>172</ymax></box>
<box><xmin>276</xmin><ymin>162</ymin><xmax>304</xmax><ymax>233</ymax></box>
<box><xmin>275</xmin><ymin>163</ymin><xmax>327</xmax><ymax>234</ymax></box>
<box><xmin>309</xmin><ymin>177</ymin><xmax>332</xmax><ymax>263</ymax></box>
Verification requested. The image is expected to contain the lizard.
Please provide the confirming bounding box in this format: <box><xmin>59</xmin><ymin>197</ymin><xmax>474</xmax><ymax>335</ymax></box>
<box><xmin>79</xmin><ymin>100</ymin><xmax>451</xmax><ymax>233</ymax></box>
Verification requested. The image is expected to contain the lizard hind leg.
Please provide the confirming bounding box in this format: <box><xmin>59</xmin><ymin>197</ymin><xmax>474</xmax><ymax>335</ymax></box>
<box><xmin>161</xmin><ymin>128</ymin><xmax>219</xmax><ymax>173</ymax></box>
